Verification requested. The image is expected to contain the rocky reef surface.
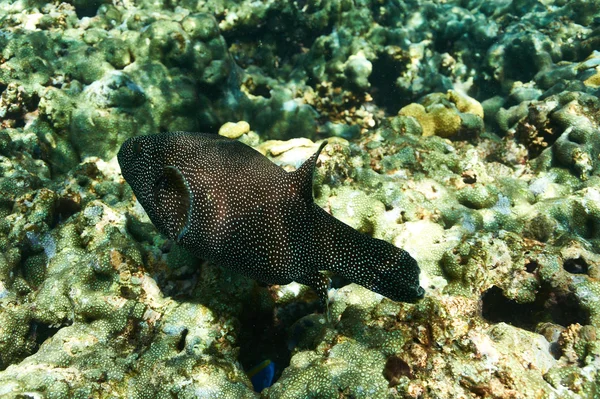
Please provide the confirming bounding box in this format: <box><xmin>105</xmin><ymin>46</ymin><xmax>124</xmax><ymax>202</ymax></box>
<box><xmin>0</xmin><ymin>0</ymin><xmax>599</xmax><ymax>398</ymax></box>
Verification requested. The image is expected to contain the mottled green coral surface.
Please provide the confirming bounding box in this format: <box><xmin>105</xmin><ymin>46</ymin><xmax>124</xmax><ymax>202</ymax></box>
<box><xmin>1</xmin><ymin>0</ymin><xmax>599</xmax><ymax>398</ymax></box>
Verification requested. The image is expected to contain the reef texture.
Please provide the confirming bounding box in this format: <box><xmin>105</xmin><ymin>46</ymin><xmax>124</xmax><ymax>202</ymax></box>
<box><xmin>0</xmin><ymin>0</ymin><xmax>599</xmax><ymax>398</ymax></box>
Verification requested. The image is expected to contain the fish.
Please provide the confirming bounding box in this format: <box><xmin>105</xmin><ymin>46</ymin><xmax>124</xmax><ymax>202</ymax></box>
<box><xmin>118</xmin><ymin>132</ymin><xmax>424</xmax><ymax>317</ymax></box>
<box><xmin>247</xmin><ymin>359</ymin><xmax>276</xmax><ymax>392</ymax></box>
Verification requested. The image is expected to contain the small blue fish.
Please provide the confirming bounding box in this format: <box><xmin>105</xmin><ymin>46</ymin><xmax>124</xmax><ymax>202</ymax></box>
<box><xmin>247</xmin><ymin>359</ymin><xmax>276</xmax><ymax>392</ymax></box>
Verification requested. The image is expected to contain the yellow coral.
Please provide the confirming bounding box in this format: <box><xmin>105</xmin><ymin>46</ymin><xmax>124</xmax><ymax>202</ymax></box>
<box><xmin>398</xmin><ymin>103</ymin><xmax>431</xmax><ymax>135</ymax></box>
<box><xmin>398</xmin><ymin>102</ymin><xmax>461</xmax><ymax>138</ymax></box>
<box><xmin>398</xmin><ymin>90</ymin><xmax>483</xmax><ymax>138</ymax></box>
<box><xmin>218</xmin><ymin>121</ymin><xmax>251</xmax><ymax>139</ymax></box>
<box><xmin>583</xmin><ymin>70</ymin><xmax>600</xmax><ymax>88</ymax></box>
<box><xmin>447</xmin><ymin>89</ymin><xmax>484</xmax><ymax>118</ymax></box>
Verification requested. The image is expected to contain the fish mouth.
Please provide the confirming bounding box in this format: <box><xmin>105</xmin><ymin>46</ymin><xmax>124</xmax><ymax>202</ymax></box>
<box><xmin>415</xmin><ymin>286</ymin><xmax>425</xmax><ymax>299</ymax></box>
<box><xmin>405</xmin><ymin>286</ymin><xmax>425</xmax><ymax>303</ymax></box>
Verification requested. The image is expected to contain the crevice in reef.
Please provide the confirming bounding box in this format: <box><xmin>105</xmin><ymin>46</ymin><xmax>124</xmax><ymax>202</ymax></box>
<box><xmin>236</xmin><ymin>290</ymin><xmax>288</xmax><ymax>392</ymax></box>
<box><xmin>481</xmin><ymin>285</ymin><xmax>589</xmax><ymax>331</ymax></box>
<box><xmin>369</xmin><ymin>50</ymin><xmax>410</xmax><ymax>114</ymax></box>
<box><xmin>72</xmin><ymin>0</ymin><xmax>105</xmax><ymax>19</ymax></box>
<box><xmin>563</xmin><ymin>257</ymin><xmax>589</xmax><ymax>275</ymax></box>
<box><xmin>29</xmin><ymin>319</ymin><xmax>72</xmax><ymax>352</ymax></box>
<box><xmin>53</xmin><ymin>195</ymin><xmax>82</xmax><ymax>227</ymax></box>
<box><xmin>236</xmin><ymin>286</ymin><xmax>320</xmax><ymax>392</ymax></box>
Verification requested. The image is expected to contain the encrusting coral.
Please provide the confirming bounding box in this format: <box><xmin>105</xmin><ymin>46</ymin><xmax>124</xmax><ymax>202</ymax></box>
<box><xmin>0</xmin><ymin>0</ymin><xmax>599</xmax><ymax>397</ymax></box>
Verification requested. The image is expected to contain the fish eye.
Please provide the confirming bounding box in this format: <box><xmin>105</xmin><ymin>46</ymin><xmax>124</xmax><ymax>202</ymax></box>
<box><xmin>132</xmin><ymin>140</ymin><xmax>142</xmax><ymax>154</ymax></box>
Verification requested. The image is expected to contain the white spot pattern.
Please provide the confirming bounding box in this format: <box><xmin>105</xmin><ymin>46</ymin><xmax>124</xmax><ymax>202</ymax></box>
<box><xmin>118</xmin><ymin>132</ymin><xmax>424</xmax><ymax>307</ymax></box>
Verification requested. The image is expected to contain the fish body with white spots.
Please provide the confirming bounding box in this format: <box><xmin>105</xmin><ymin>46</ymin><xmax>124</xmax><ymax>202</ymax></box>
<box><xmin>118</xmin><ymin>132</ymin><xmax>424</xmax><ymax>311</ymax></box>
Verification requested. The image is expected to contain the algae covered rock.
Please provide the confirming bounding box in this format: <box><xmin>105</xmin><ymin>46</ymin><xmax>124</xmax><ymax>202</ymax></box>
<box><xmin>513</xmin><ymin>91</ymin><xmax>600</xmax><ymax>179</ymax></box>
<box><xmin>0</xmin><ymin>4</ymin><xmax>243</xmax><ymax>162</ymax></box>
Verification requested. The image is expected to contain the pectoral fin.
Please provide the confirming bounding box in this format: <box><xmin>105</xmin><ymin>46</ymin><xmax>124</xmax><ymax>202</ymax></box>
<box><xmin>296</xmin><ymin>271</ymin><xmax>332</xmax><ymax>322</ymax></box>
<box><xmin>153</xmin><ymin>166</ymin><xmax>193</xmax><ymax>241</ymax></box>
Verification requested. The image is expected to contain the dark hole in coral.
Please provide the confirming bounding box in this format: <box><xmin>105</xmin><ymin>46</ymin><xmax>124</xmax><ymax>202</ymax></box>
<box><xmin>525</xmin><ymin>260</ymin><xmax>538</xmax><ymax>273</ymax></box>
<box><xmin>31</xmin><ymin>145</ymin><xmax>43</xmax><ymax>160</ymax></box>
<box><xmin>384</xmin><ymin>355</ymin><xmax>413</xmax><ymax>387</ymax></box>
<box><xmin>252</xmin><ymin>83</ymin><xmax>272</xmax><ymax>99</ymax></box>
<box><xmin>545</xmin><ymin>290</ymin><xmax>590</xmax><ymax>327</ymax></box>
<box><xmin>481</xmin><ymin>285</ymin><xmax>589</xmax><ymax>331</ymax></box>
<box><xmin>504</xmin><ymin>43</ymin><xmax>538</xmax><ymax>83</ymax></box>
<box><xmin>73</xmin><ymin>0</ymin><xmax>108</xmax><ymax>18</ymax></box>
<box><xmin>433</xmin><ymin>38</ymin><xmax>456</xmax><ymax>57</ymax></box>
<box><xmin>176</xmin><ymin>328</ymin><xmax>188</xmax><ymax>352</ymax></box>
<box><xmin>369</xmin><ymin>52</ymin><xmax>407</xmax><ymax>114</ymax></box>
<box><xmin>29</xmin><ymin>319</ymin><xmax>70</xmax><ymax>349</ymax></box>
<box><xmin>54</xmin><ymin>195</ymin><xmax>82</xmax><ymax>226</ymax></box>
<box><xmin>549</xmin><ymin>342</ymin><xmax>562</xmax><ymax>360</ymax></box>
<box><xmin>27</xmin><ymin>92</ymin><xmax>40</xmax><ymax>113</ymax></box>
<box><xmin>462</xmin><ymin>171</ymin><xmax>477</xmax><ymax>184</ymax></box>
<box><xmin>76</xmin><ymin>175</ymin><xmax>90</xmax><ymax>187</ymax></box>
<box><xmin>12</xmin><ymin>118</ymin><xmax>25</xmax><ymax>128</ymax></box>
<box><xmin>563</xmin><ymin>257</ymin><xmax>588</xmax><ymax>274</ymax></box>
<box><xmin>120</xmin><ymin>285</ymin><xmax>137</xmax><ymax>300</ymax></box>
<box><xmin>236</xmin><ymin>297</ymin><xmax>287</xmax><ymax>391</ymax></box>
<box><xmin>236</xmin><ymin>286</ymin><xmax>322</xmax><ymax>392</ymax></box>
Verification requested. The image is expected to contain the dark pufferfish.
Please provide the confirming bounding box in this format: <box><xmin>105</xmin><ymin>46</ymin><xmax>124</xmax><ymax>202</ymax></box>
<box><xmin>118</xmin><ymin>132</ymin><xmax>424</xmax><ymax>315</ymax></box>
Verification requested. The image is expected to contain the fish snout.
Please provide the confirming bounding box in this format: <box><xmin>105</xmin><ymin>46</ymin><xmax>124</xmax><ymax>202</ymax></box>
<box><xmin>404</xmin><ymin>285</ymin><xmax>425</xmax><ymax>303</ymax></box>
<box><xmin>117</xmin><ymin>137</ymin><xmax>136</xmax><ymax>172</ymax></box>
<box><xmin>415</xmin><ymin>285</ymin><xmax>425</xmax><ymax>299</ymax></box>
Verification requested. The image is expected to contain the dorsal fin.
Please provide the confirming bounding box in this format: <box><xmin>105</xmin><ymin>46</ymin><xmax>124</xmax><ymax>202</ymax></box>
<box><xmin>291</xmin><ymin>141</ymin><xmax>327</xmax><ymax>202</ymax></box>
<box><xmin>152</xmin><ymin>166</ymin><xmax>193</xmax><ymax>241</ymax></box>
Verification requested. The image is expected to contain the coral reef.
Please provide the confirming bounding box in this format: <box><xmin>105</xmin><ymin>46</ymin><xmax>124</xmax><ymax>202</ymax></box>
<box><xmin>1</xmin><ymin>0</ymin><xmax>600</xmax><ymax>398</ymax></box>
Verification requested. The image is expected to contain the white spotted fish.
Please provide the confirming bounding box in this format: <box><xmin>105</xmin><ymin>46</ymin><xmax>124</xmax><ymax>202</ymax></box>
<box><xmin>118</xmin><ymin>132</ymin><xmax>424</xmax><ymax>315</ymax></box>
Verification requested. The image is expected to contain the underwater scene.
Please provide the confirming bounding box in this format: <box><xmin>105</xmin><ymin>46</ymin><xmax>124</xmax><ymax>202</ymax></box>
<box><xmin>0</xmin><ymin>0</ymin><xmax>599</xmax><ymax>397</ymax></box>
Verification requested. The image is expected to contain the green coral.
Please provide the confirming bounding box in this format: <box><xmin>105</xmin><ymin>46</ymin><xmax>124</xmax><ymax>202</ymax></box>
<box><xmin>0</xmin><ymin>5</ymin><xmax>245</xmax><ymax>162</ymax></box>
<box><xmin>327</xmin><ymin>186</ymin><xmax>384</xmax><ymax>235</ymax></box>
<box><xmin>0</xmin><ymin>188</ymin><xmax>257</xmax><ymax>397</ymax></box>
<box><xmin>265</xmin><ymin>336</ymin><xmax>390</xmax><ymax>398</ymax></box>
<box><xmin>0</xmin><ymin>305</ymin><xmax>34</xmax><ymax>370</ymax></box>
<box><xmin>456</xmin><ymin>184</ymin><xmax>499</xmax><ymax>209</ymax></box>
<box><xmin>1</xmin><ymin>1</ymin><xmax>600</xmax><ymax>398</ymax></box>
